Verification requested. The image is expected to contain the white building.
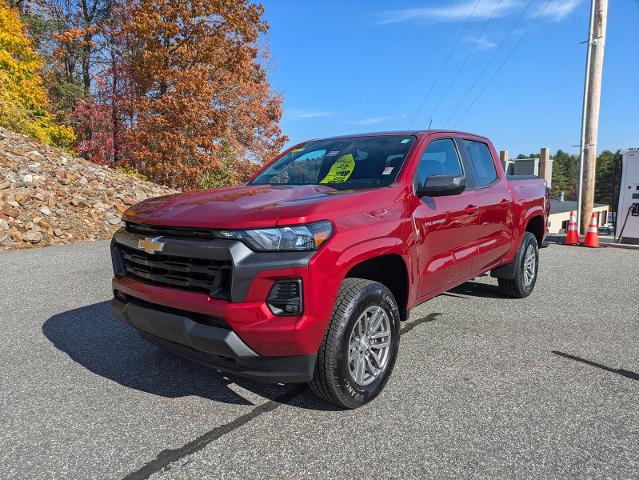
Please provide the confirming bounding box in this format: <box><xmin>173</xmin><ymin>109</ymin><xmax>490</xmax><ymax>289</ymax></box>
<box><xmin>548</xmin><ymin>200</ymin><xmax>609</xmax><ymax>234</ymax></box>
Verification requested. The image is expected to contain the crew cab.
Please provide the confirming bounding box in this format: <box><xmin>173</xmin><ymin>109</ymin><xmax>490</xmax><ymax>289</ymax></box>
<box><xmin>110</xmin><ymin>130</ymin><xmax>549</xmax><ymax>408</ymax></box>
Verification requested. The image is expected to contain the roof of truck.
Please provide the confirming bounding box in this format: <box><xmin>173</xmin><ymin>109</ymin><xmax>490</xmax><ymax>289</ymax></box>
<box><xmin>305</xmin><ymin>130</ymin><xmax>488</xmax><ymax>141</ymax></box>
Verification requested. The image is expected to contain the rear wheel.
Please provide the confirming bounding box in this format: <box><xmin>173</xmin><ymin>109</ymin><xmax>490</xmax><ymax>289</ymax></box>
<box><xmin>497</xmin><ymin>232</ymin><xmax>539</xmax><ymax>298</ymax></box>
<box><xmin>310</xmin><ymin>278</ymin><xmax>400</xmax><ymax>409</ymax></box>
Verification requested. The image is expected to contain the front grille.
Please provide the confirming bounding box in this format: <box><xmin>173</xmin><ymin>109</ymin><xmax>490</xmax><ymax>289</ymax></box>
<box><xmin>126</xmin><ymin>222</ymin><xmax>220</xmax><ymax>239</ymax></box>
<box><xmin>115</xmin><ymin>243</ymin><xmax>231</xmax><ymax>299</ymax></box>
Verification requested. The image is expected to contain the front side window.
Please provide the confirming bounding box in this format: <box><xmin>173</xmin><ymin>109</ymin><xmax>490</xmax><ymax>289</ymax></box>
<box><xmin>250</xmin><ymin>135</ymin><xmax>416</xmax><ymax>189</ymax></box>
<box><xmin>414</xmin><ymin>138</ymin><xmax>463</xmax><ymax>190</ymax></box>
<box><xmin>463</xmin><ymin>140</ymin><xmax>498</xmax><ymax>187</ymax></box>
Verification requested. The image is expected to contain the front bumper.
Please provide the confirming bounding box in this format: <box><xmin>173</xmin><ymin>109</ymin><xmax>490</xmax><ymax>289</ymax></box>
<box><xmin>110</xmin><ymin>225</ymin><xmax>340</xmax><ymax>367</ymax></box>
<box><xmin>111</xmin><ymin>296</ymin><xmax>316</xmax><ymax>383</ymax></box>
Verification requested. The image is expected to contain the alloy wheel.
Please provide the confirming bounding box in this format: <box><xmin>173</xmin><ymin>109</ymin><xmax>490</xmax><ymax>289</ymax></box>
<box><xmin>347</xmin><ymin>306</ymin><xmax>392</xmax><ymax>386</ymax></box>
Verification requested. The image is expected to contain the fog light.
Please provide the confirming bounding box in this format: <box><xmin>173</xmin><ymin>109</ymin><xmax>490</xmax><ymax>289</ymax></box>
<box><xmin>114</xmin><ymin>290</ymin><xmax>127</xmax><ymax>301</ymax></box>
<box><xmin>267</xmin><ymin>279</ymin><xmax>303</xmax><ymax>316</ymax></box>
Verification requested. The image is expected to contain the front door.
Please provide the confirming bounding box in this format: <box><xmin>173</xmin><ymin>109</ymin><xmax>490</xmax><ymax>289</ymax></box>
<box><xmin>411</xmin><ymin>137</ymin><xmax>479</xmax><ymax>299</ymax></box>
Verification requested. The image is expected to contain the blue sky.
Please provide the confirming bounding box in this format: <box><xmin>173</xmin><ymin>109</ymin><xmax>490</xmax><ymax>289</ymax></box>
<box><xmin>262</xmin><ymin>0</ymin><xmax>639</xmax><ymax>156</ymax></box>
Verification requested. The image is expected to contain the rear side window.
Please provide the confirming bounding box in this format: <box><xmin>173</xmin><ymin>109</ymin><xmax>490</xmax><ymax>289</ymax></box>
<box><xmin>463</xmin><ymin>140</ymin><xmax>498</xmax><ymax>187</ymax></box>
<box><xmin>414</xmin><ymin>139</ymin><xmax>463</xmax><ymax>190</ymax></box>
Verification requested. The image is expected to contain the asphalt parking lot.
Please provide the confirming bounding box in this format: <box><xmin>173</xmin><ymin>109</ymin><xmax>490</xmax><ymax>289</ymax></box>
<box><xmin>1</xmin><ymin>242</ymin><xmax>637</xmax><ymax>479</ymax></box>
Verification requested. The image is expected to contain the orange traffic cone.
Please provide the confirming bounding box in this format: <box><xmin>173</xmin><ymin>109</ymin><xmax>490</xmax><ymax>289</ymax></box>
<box><xmin>565</xmin><ymin>210</ymin><xmax>579</xmax><ymax>245</ymax></box>
<box><xmin>582</xmin><ymin>212</ymin><xmax>599</xmax><ymax>248</ymax></box>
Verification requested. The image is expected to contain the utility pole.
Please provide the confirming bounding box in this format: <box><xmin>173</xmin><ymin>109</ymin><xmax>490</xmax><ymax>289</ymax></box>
<box><xmin>577</xmin><ymin>0</ymin><xmax>608</xmax><ymax>233</ymax></box>
<box><xmin>499</xmin><ymin>150</ymin><xmax>509</xmax><ymax>172</ymax></box>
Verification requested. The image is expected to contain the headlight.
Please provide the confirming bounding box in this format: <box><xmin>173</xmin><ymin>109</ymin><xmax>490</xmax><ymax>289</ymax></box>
<box><xmin>219</xmin><ymin>221</ymin><xmax>333</xmax><ymax>252</ymax></box>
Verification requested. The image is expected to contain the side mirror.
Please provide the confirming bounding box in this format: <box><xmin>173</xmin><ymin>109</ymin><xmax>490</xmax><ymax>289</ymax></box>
<box><xmin>417</xmin><ymin>174</ymin><xmax>466</xmax><ymax>197</ymax></box>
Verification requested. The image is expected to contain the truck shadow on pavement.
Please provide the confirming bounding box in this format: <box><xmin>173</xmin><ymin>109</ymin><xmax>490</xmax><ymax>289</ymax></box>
<box><xmin>42</xmin><ymin>301</ymin><xmax>326</xmax><ymax>408</ymax></box>
<box><xmin>43</xmin><ymin>302</ymin><xmax>447</xmax><ymax>412</ymax></box>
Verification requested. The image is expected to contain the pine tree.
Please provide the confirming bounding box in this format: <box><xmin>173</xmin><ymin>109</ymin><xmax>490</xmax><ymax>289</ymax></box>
<box><xmin>551</xmin><ymin>150</ymin><xmax>579</xmax><ymax>200</ymax></box>
<box><xmin>595</xmin><ymin>150</ymin><xmax>622</xmax><ymax>210</ymax></box>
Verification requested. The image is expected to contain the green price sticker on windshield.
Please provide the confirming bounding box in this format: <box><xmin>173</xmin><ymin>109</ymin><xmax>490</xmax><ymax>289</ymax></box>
<box><xmin>320</xmin><ymin>153</ymin><xmax>355</xmax><ymax>184</ymax></box>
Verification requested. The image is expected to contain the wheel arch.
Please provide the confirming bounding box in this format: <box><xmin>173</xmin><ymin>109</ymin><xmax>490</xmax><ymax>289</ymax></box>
<box><xmin>524</xmin><ymin>215</ymin><xmax>545</xmax><ymax>246</ymax></box>
<box><xmin>344</xmin><ymin>253</ymin><xmax>410</xmax><ymax>321</ymax></box>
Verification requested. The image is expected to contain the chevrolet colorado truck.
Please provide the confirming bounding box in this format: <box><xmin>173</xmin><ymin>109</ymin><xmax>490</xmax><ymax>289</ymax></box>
<box><xmin>110</xmin><ymin>130</ymin><xmax>549</xmax><ymax>408</ymax></box>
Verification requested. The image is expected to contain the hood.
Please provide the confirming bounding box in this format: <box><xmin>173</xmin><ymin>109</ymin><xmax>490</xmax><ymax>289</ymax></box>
<box><xmin>123</xmin><ymin>184</ymin><xmax>399</xmax><ymax>229</ymax></box>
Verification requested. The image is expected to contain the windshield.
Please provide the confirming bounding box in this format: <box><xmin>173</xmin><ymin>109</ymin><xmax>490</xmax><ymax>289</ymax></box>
<box><xmin>250</xmin><ymin>135</ymin><xmax>416</xmax><ymax>189</ymax></box>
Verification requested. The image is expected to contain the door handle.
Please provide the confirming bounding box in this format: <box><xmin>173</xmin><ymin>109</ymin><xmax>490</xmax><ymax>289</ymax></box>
<box><xmin>499</xmin><ymin>199</ymin><xmax>510</xmax><ymax>208</ymax></box>
<box><xmin>464</xmin><ymin>204</ymin><xmax>478</xmax><ymax>215</ymax></box>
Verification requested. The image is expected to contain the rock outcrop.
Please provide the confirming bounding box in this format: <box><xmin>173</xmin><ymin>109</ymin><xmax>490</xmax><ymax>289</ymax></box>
<box><xmin>0</xmin><ymin>128</ymin><xmax>175</xmax><ymax>250</ymax></box>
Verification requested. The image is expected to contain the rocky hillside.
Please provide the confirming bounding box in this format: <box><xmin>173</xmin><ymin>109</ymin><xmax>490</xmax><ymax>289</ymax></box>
<box><xmin>0</xmin><ymin>128</ymin><xmax>175</xmax><ymax>250</ymax></box>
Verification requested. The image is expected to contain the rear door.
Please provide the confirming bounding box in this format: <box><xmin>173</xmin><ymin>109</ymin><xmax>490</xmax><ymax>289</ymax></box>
<box><xmin>411</xmin><ymin>136</ymin><xmax>479</xmax><ymax>298</ymax></box>
<box><xmin>460</xmin><ymin>139</ymin><xmax>513</xmax><ymax>273</ymax></box>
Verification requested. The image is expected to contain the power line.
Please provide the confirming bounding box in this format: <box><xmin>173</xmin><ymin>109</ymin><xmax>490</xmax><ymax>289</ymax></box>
<box><xmin>426</xmin><ymin>0</ymin><xmax>506</xmax><ymax>127</ymax></box>
<box><xmin>453</xmin><ymin>0</ymin><xmax>554</xmax><ymax>128</ymax></box>
<box><xmin>407</xmin><ymin>0</ymin><xmax>481</xmax><ymax>128</ymax></box>
<box><xmin>444</xmin><ymin>0</ymin><xmax>535</xmax><ymax>126</ymax></box>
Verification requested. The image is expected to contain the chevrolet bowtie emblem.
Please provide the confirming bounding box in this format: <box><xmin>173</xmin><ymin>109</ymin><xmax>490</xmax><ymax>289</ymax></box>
<box><xmin>137</xmin><ymin>236</ymin><xmax>165</xmax><ymax>254</ymax></box>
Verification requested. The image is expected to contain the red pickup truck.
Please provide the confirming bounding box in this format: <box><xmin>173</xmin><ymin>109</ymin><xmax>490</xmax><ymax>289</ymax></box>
<box><xmin>110</xmin><ymin>130</ymin><xmax>549</xmax><ymax>408</ymax></box>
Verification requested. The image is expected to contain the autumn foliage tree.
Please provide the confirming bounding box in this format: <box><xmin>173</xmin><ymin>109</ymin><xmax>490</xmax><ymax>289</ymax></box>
<box><xmin>111</xmin><ymin>0</ymin><xmax>286</xmax><ymax>189</ymax></box>
<box><xmin>73</xmin><ymin>93</ymin><xmax>114</xmax><ymax>164</ymax></box>
<box><xmin>6</xmin><ymin>0</ymin><xmax>112</xmax><ymax>129</ymax></box>
<box><xmin>6</xmin><ymin>0</ymin><xmax>286</xmax><ymax>190</ymax></box>
<box><xmin>0</xmin><ymin>0</ymin><xmax>74</xmax><ymax>146</ymax></box>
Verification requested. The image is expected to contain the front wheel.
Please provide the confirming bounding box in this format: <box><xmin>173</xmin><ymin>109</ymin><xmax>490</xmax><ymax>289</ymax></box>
<box><xmin>497</xmin><ymin>232</ymin><xmax>539</xmax><ymax>298</ymax></box>
<box><xmin>309</xmin><ymin>278</ymin><xmax>400</xmax><ymax>409</ymax></box>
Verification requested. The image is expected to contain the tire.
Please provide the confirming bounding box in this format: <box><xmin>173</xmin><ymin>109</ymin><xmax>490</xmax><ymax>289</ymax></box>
<box><xmin>309</xmin><ymin>278</ymin><xmax>401</xmax><ymax>409</ymax></box>
<box><xmin>497</xmin><ymin>232</ymin><xmax>539</xmax><ymax>298</ymax></box>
